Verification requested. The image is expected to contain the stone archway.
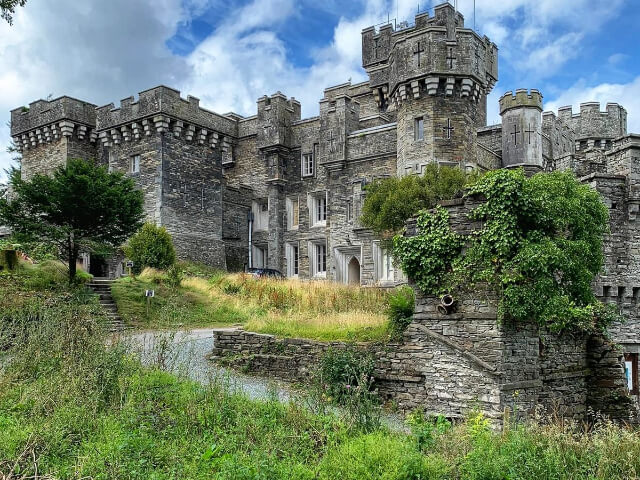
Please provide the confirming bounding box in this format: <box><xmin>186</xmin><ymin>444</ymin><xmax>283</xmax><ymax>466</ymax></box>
<box><xmin>348</xmin><ymin>256</ymin><xmax>361</xmax><ymax>285</ymax></box>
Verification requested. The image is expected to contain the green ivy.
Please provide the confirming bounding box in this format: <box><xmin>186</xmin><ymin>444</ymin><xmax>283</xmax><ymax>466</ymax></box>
<box><xmin>393</xmin><ymin>169</ymin><xmax>615</xmax><ymax>332</ymax></box>
<box><xmin>393</xmin><ymin>206</ymin><xmax>463</xmax><ymax>295</ymax></box>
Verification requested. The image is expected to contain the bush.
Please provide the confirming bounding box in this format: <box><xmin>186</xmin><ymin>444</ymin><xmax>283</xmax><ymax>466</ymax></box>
<box><xmin>406</xmin><ymin>411</ymin><xmax>452</xmax><ymax>452</ymax></box>
<box><xmin>361</xmin><ymin>164</ymin><xmax>479</xmax><ymax>243</ymax></box>
<box><xmin>315</xmin><ymin>347</ymin><xmax>380</xmax><ymax>432</ymax></box>
<box><xmin>125</xmin><ymin>223</ymin><xmax>176</xmax><ymax>274</ymax></box>
<box><xmin>387</xmin><ymin>286</ymin><xmax>415</xmax><ymax>337</ymax></box>
<box><xmin>166</xmin><ymin>264</ymin><xmax>183</xmax><ymax>288</ymax></box>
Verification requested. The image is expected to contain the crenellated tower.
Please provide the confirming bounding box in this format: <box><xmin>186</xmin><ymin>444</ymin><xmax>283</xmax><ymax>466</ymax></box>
<box><xmin>499</xmin><ymin>89</ymin><xmax>544</xmax><ymax>171</ymax></box>
<box><xmin>256</xmin><ymin>91</ymin><xmax>301</xmax><ymax>271</ymax></box>
<box><xmin>10</xmin><ymin>96</ymin><xmax>98</xmax><ymax>180</ymax></box>
<box><xmin>362</xmin><ymin>2</ymin><xmax>498</xmax><ymax>175</ymax></box>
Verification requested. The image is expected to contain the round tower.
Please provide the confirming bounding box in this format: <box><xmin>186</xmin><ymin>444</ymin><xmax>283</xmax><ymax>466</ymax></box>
<box><xmin>361</xmin><ymin>3</ymin><xmax>498</xmax><ymax>176</ymax></box>
<box><xmin>499</xmin><ymin>89</ymin><xmax>543</xmax><ymax>170</ymax></box>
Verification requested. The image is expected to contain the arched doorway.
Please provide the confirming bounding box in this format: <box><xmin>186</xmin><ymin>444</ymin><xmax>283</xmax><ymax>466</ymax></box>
<box><xmin>348</xmin><ymin>257</ymin><xmax>361</xmax><ymax>285</ymax></box>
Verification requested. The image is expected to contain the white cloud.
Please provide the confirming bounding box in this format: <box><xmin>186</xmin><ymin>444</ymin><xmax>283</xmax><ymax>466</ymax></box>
<box><xmin>454</xmin><ymin>0</ymin><xmax>625</xmax><ymax>81</ymax></box>
<box><xmin>181</xmin><ymin>0</ymin><xmax>402</xmax><ymax>118</ymax></box>
<box><xmin>544</xmin><ymin>76</ymin><xmax>640</xmax><ymax>133</ymax></box>
<box><xmin>0</xmin><ymin>0</ymin><xmax>192</xmax><ymax>181</ymax></box>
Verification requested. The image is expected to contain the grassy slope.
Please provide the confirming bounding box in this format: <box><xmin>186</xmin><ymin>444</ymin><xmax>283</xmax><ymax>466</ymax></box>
<box><xmin>112</xmin><ymin>269</ymin><xmax>390</xmax><ymax>341</ymax></box>
<box><xmin>3</xmin><ymin>268</ymin><xmax>640</xmax><ymax>479</ymax></box>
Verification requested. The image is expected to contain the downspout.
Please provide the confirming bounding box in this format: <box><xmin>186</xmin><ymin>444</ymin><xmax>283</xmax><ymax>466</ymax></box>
<box><xmin>247</xmin><ymin>209</ymin><xmax>254</xmax><ymax>269</ymax></box>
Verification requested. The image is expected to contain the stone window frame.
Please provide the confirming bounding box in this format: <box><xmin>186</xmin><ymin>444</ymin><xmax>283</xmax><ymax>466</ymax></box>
<box><xmin>624</xmin><ymin>353</ymin><xmax>638</xmax><ymax>395</ymax></box>
<box><xmin>285</xmin><ymin>242</ymin><xmax>299</xmax><ymax>278</ymax></box>
<box><xmin>251</xmin><ymin>244</ymin><xmax>267</xmax><ymax>269</ymax></box>
<box><xmin>414</xmin><ymin>116</ymin><xmax>425</xmax><ymax>142</ymax></box>
<box><xmin>302</xmin><ymin>152</ymin><xmax>314</xmax><ymax>177</ymax></box>
<box><xmin>373</xmin><ymin>241</ymin><xmax>395</xmax><ymax>284</ymax></box>
<box><xmin>309</xmin><ymin>239</ymin><xmax>327</xmax><ymax>278</ymax></box>
<box><xmin>286</xmin><ymin>196</ymin><xmax>300</xmax><ymax>230</ymax></box>
<box><xmin>130</xmin><ymin>154</ymin><xmax>141</xmax><ymax>174</ymax></box>
<box><xmin>308</xmin><ymin>191</ymin><xmax>328</xmax><ymax>228</ymax></box>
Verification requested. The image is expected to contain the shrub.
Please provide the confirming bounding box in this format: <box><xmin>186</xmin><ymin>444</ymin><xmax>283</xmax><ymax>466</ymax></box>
<box><xmin>315</xmin><ymin>347</ymin><xmax>380</xmax><ymax>431</ymax></box>
<box><xmin>166</xmin><ymin>264</ymin><xmax>183</xmax><ymax>288</ymax></box>
<box><xmin>406</xmin><ymin>411</ymin><xmax>452</xmax><ymax>452</ymax></box>
<box><xmin>125</xmin><ymin>223</ymin><xmax>176</xmax><ymax>274</ymax></box>
<box><xmin>387</xmin><ymin>285</ymin><xmax>415</xmax><ymax>337</ymax></box>
<box><xmin>361</xmin><ymin>164</ymin><xmax>479</xmax><ymax>244</ymax></box>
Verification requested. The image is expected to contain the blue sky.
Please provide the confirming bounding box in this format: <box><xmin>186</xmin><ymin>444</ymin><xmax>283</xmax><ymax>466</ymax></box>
<box><xmin>1</xmin><ymin>0</ymin><xmax>639</xmax><ymax>179</ymax></box>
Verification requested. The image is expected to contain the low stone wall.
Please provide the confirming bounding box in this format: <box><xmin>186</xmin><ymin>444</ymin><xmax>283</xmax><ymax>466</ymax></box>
<box><xmin>211</xmin><ymin>290</ymin><xmax>638</xmax><ymax>424</ymax></box>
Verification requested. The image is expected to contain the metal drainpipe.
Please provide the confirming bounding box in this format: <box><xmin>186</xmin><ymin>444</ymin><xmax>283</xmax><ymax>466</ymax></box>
<box><xmin>247</xmin><ymin>210</ymin><xmax>254</xmax><ymax>269</ymax></box>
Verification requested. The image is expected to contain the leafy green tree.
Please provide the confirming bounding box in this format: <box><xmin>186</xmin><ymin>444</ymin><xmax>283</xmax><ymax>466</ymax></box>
<box><xmin>125</xmin><ymin>223</ymin><xmax>176</xmax><ymax>274</ymax></box>
<box><xmin>1</xmin><ymin>0</ymin><xmax>26</xmax><ymax>25</ymax></box>
<box><xmin>394</xmin><ymin>169</ymin><xmax>613</xmax><ymax>332</ymax></box>
<box><xmin>360</xmin><ymin>164</ymin><xmax>478</xmax><ymax>243</ymax></box>
<box><xmin>0</xmin><ymin>160</ymin><xmax>144</xmax><ymax>282</ymax></box>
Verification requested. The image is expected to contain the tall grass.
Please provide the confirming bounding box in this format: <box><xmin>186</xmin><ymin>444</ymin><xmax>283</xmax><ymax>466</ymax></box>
<box><xmin>183</xmin><ymin>275</ymin><xmax>390</xmax><ymax>341</ymax></box>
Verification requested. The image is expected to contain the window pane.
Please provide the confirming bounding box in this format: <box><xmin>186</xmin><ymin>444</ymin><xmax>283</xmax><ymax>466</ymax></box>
<box><xmin>415</xmin><ymin>118</ymin><xmax>424</xmax><ymax>141</ymax></box>
<box><xmin>292</xmin><ymin>198</ymin><xmax>299</xmax><ymax>226</ymax></box>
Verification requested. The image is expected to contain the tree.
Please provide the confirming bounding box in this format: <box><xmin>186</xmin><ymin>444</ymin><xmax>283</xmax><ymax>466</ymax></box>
<box><xmin>0</xmin><ymin>159</ymin><xmax>144</xmax><ymax>282</ymax></box>
<box><xmin>125</xmin><ymin>223</ymin><xmax>176</xmax><ymax>274</ymax></box>
<box><xmin>1</xmin><ymin>0</ymin><xmax>26</xmax><ymax>25</ymax></box>
<box><xmin>360</xmin><ymin>164</ymin><xmax>479</xmax><ymax>244</ymax></box>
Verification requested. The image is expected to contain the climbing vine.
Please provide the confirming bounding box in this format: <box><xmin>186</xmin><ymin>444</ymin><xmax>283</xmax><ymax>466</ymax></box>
<box><xmin>393</xmin><ymin>169</ymin><xmax>617</xmax><ymax>332</ymax></box>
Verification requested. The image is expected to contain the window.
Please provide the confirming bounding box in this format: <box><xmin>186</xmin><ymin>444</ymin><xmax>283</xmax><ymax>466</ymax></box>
<box><xmin>414</xmin><ymin>117</ymin><xmax>424</xmax><ymax>141</ymax></box>
<box><xmin>381</xmin><ymin>248</ymin><xmax>395</xmax><ymax>281</ymax></box>
<box><xmin>625</xmin><ymin>353</ymin><xmax>638</xmax><ymax>395</ymax></box>
<box><xmin>130</xmin><ymin>154</ymin><xmax>140</xmax><ymax>174</ymax></box>
<box><xmin>310</xmin><ymin>242</ymin><xmax>327</xmax><ymax>277</ymax></box>
<box><xmin>346</xmin><ymin>201</ymin><xmax>353</xmax><ymax>222</ymax></box>
<box><xmin>252</xmin><ymin>245</ymin><xmax>267</xmax><ymax>268</ymax></box>
<box><xmin>286</xmin><ymin>197</ymin><xmax>299</xmax><ymax>230</ymax></box>
<box><xmin>302</xmin><ymin>153</ymin><xmax>314</xmax><ymax>177</ymax></box>
<box><xmin>374</xmin><ymin>242</ymin><xmax>395</xmax><ymax>283</ymax></box>
<box><xmin>315</xmin><ymin>195</ymin><xmax>327</xmax><ymax>224</ymax></box>
<box><xmin>286</xmin><ymin>243</ymin><xmax>299</xmax><ymax>277</ymax></box>
<box><xmin>309</xmin><ymin>193</ymin><xmax>327</xmax><ymax>227</ymax></box>
<box><xmin>251</xmin><ymin>201</ymin><xmax>269</xmax><ymax>232</ymax></box>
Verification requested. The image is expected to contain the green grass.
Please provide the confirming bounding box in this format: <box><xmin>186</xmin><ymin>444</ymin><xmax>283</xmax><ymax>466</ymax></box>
<box><xmin>112</xmin><ymin>268</ymin><xmax>391</xmax><ymax>341</ymax></box>
<box><xmin>111</xmin><ymin>275</ymin><xmax>257</xmax><ymax>329</ymax></box>
<box><xmin>3</xmin><ymin>270</ymin><xmax>640</xmax><ymax>479</ymax></box>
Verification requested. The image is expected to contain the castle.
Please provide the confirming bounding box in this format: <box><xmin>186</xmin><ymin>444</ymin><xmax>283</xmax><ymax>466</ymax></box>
<box><xmin>10</xmin><ymin>3</ymin><xmax>640</xmax><ymax>417</ymax></box>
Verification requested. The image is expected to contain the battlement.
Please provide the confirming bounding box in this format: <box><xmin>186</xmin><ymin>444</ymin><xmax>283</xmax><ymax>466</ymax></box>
<box><xmin>499</xmin><ymin>89</ymin><xmax>543</xmax><ymax>114</ymax></box>
<box><xmin>361</xmin><ymin>2</ymin><xmax>497</xmax><ymax>109</ymax></box>
<box><xmin>257</xmin><ymin>91</ymin><xmax>301</xmax><ymax>120</ymax></box>
<box><xmin>554</xmin><ymin>101</ymin><xmax>627</xmax><ymax>141</ymax></box>
<box><xmin>11</xmin><ymin>96</ymin><xmax>96</xmax><ymax>136</ymax></box>
<box><xmin>556</xmin><ymin>102</ymin><xmax>628</xmax><ymax>120</ymax></box>
<box><xmin>96</xmin><ymin>85</ymin><xmax>237</xmax><ymax>138</ymax></box>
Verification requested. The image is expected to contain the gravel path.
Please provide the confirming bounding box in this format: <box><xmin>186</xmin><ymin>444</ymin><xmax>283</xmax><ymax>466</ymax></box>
<box><xmin>115</xmin><ymin>327</ymin><xmax>293</xmax><ymax>403</ymax></box>
<box><xmin>114</xmin><ymin>327</ymin><xmax>407</xmax><ymax>432</ymax></box>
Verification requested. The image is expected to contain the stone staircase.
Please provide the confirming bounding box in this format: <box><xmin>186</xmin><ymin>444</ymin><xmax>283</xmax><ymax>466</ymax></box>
<box><xmin>88</xmin><ymin>278</ymin><xmax>126</xmax><ymax>332</ymax></box>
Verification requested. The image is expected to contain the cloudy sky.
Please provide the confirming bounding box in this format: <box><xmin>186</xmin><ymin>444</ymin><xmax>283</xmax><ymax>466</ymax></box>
<box><xmin>1</xmin><ymin>0</ymin><xmax>639</xmax><ymax>180</ymax></box>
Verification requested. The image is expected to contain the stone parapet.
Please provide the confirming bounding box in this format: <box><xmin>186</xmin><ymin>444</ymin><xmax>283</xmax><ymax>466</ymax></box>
<box><xmin>362</xmin><ymin>2</ymin><xmax>498</xmax><ymax>109</ymax></box>
<box><xmin>95</xmin><ymin>86</ymin><xmax>238</xmax><ymax>148</ymax></box>
<box><xmin>10</xmin><ymin>96</ymin><xmax>98</xmax><ymax>153</ymax></box>
<box><xmin>499</xmin><ymin>89</ymin><xmax>543</xmax><ymax>114</ymax></box>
